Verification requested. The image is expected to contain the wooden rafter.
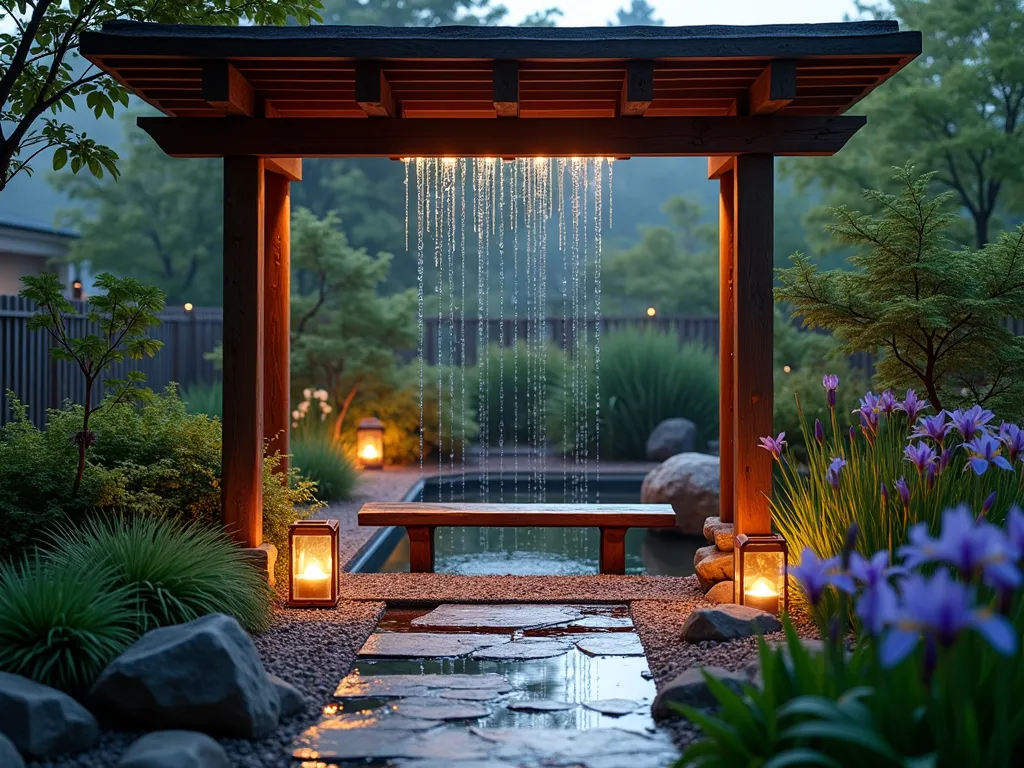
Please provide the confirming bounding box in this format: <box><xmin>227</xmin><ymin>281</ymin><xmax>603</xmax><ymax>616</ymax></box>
<box><xmin>749</xmin><ymin>61</ymin><xmax>797</xmax><ymax>115</ymax></box>
<box><xmin>355</xmin><ymin>61</ymin><xmax>397</xmax><ymax>118</ymax></box>
<box><xmin>201</xmin><ymin>61</ymin><xmax>254</xmax><ymax>116</ymax></box>
<box><xmin>620</xmin><ymin>61</ymin><xmax>654</xmax><ymax>116</ymax></box>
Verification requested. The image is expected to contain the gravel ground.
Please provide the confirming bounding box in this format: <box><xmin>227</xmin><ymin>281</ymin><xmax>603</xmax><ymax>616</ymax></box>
<box><xmin>29</xmin><ymin>601</ymin><xmax>383</xmax><ymax>768</ymax></box>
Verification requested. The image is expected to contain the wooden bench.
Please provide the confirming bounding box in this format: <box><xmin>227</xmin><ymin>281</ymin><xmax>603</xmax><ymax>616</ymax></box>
<box><xmin>357</xmin><ymin>502</ymin><xmax>677</xmax><ymax>575</ymax></box>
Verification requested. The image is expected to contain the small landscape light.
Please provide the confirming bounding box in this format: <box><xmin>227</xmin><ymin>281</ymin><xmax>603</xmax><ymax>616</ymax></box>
<box><xmin>646</xmin><ymin>306</ymin><xmax>656</xmax><ymax>317</ymax></box>
<box><xmin>734</xmin><ymin>533</ymin><xmax>789</xmax><ymax>615</ymax></box>
<box><xmin>783</xmin><ymin>365</ymin><xmax>792</xmax><ymax>373</ymax></box>
<box><xmin>288</xmin><ymin>519</ymin><xmax>339</xmax><ymax>608</ymax></box>
<box><xmin>356</xmin><ymin>417</ymin><xmax>385</xmax><ymax>470</ymax></box>
<box><xmin>184</xmin><ymin>302</ymin><xmax>194</xmax><ymax>312</ymax></box>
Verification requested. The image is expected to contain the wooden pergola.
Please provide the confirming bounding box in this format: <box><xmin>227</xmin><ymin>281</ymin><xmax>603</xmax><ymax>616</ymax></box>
<box><xmin>81</xmin><ymin>20</ymin><xmax>920</xmax><ymax>549</ymax></box>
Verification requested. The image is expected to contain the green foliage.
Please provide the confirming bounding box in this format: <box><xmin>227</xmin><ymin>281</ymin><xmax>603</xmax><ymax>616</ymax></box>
<box><xmin>610</xmin><ymin>0</ymin><xmax>663</xmax><ymax>25</ymax></box>
<box><xmin>0</xmin><ymin>556</ymin><xmax>135</xmax><ymax>694</ymax></box>
<box><xmin>474</xmin><ymin>342</ymin><xmax>565</xmax><ymax>446</ymax></box>
<box><xmin>0</xmin><ymin>0</ymin><xmax>322</xmax><ymax>190</ymax></box>
<box><xmin>54</xmin><ymin>118</ymin><xmax>224</xmax><ymax>306</ymax></box>
<box><xmin>291</xmin><ymin>430</ymin><xmax>358</xmax><ymax>502</ymax></box>
<box><xmin>290</xmin><ymin>207</ymin><xmax>418</xmax><ymax>439</ymax></box>
<box><xmin>261</xmin><ymin>451</ymin><xmax>322</xmax><ymax>585</ymax></box>
<box><xmin>602</xmin><ymin>196</ymin><xmax>718</xmax><ymax>315</ymax></box>
<box><xmin>181</xmin><ymin>382</ymin><xmax>222</xmax><ymax>419</ymax></box>
<box><xmin>776</xmin><ymin>165</ymin><xmax>1024</xmax><ymax>422</ymax></box>
<box><xmin>46</xmin><ymin>516</ymin><xmax>273</xmax><ymax>635</ymax></box>
<box><xmin>550</xmin><ymin>330</ymin><xmax>718</xmax><ymax>460</ymax></box>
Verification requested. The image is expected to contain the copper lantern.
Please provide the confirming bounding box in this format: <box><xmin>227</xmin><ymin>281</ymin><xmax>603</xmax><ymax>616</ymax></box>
<box><xmin>356</xmin><ymin>417</ymin><xmax>385</xmax><ymax>469</ymax></box>
<box><xmin>288</xmin><ymin>519</ymin><xmax>339</xmax><ymax>607</ymax></box>
<box><xmin>733</xmin><ymin>533</ymin><xmax>789</xmax><ymax>615</ymax></box>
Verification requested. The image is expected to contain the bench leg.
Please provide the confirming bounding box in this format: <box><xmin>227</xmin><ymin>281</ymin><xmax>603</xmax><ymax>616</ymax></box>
<box><xmin>408</xmin><ymin>526</ymin><xmax>435</xmax><ymax>573</ymax></box>
<box><xmin>599</xmin><ymin>528</ymin><xmax>627</xmax><ymax>575</ymax></box>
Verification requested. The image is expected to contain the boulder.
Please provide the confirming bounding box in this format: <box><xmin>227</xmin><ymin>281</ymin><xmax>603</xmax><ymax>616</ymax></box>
<box><xmin>681</xmin><ymin>606</ymin><xmax>782</xmax><ymax>643</ymax></box>
<box><xmin>694</xmin><ymin>550</ymin><xmax>733</xmax><ymax>584</ymax></box>
<box><xmin>641</xmin><ymin>453</ymin><xmax>720</xmax><ymax>535</ymax></box>
<box><xmin>645</xmin><ymin>418</ymin><xmax>697</xmax><ymax>461</ymax></box>
<box><xmin>651</xmin><ymin>666</ymin><xmax>748</xmax><ymax>719</ymax></box>
<box><xmin>693</xmin><ymin>545</ymin><xmax>717</xmax><ymax>569</ymax></box>
<box><xmin>701</xmin><ymin>516</ymin><xmax>735</xmax><ymax>552</ymax></box>
<box><xmin>704</xmin><ymin>581</ymin><xmax>734</xmax><ymax>605</ymax></box>
<box><xmin>118</xmin><ymin>731</ymin><xmax>229</xmax><ymax>768</ymax></box>
<box><xmin>0</xmin><ymin>732</ymin><xmax>24</xmax><ymax>768</ymax></box>
<box><xmin>269</xmin><ymin>674</ymin><xmax>307</xmax><ymax>718</ymax></box>
<box><xmin>90</xmin><ymin>613</ymin><xmax>280</xmax><ymax>738</ymax></box>
<box><xmin>0</xmin><ymin>672</ymin><xmax>99</xmax><ymax>759</ymax></box>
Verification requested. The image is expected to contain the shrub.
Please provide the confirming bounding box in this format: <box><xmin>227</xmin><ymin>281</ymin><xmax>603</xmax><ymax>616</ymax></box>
<box><xmin>262</xmin><ymin>450</ymin><xmax>323</xmax><ymax>585</ymax></box>
<box><xmin>47</xmin><ymin>516</ymin><xmax>274</xmax><ymax>635</ymax></box>
<box><xmin>677</xmin><ymin>509</ymin><xmax>1024</xmax><ymax>768</ymax></box>
<box><xmin>181</xmin><ymin>382</ymin><xmax>222</xmax><ymax>418</ymax></box>
<box><xmin>0</xmin><ymin>556</ymin><xmax>135</xmax><ymax>694</ymax></box>
<box><xmin>473</xmin><ymin>342</ymin><xmax>565</xmax><ymax>447</ymax></box>
<box><xmin>550</xmin><ymin>331</ymin><xmax>719</xmax><ymax>460</ymax></box>
<box><xmin>291</xmin><ymin>430</ymin><xmax>358</xmax><ymax>501</ymax></box>
<box><xmin>768</xmin><ymin>380</ymin><xmax>1024</xmax><ymax>562</ymax></box>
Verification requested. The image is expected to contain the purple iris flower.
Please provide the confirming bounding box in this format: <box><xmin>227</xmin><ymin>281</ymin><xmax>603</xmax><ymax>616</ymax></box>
<box><xmin>850</xmin><ymin>551</ymin><xmax>901</xmax><ymax>634</ymax></box>
<box><xmin>998</xmin><ymin>423</ymin><xmax>1024</xmax><ymax>464</ymax></box>
<box><xmin>909</xmin><ymin>413</ymin><xmax>950</xmax><ymax>445</ymax></box>
<box><xmin>982</xmin><ymin>491</ymin><xmax>998</xmax><ymax>517</ymax></box>
<box><xmin>896</xmin><ymin>477</ymin><xmax>911</xmax><ymax>510</ymax></box>
<box><xmin>826</xmin><ymin>457</ymin><xmax>846</xmax><ymax>491</ymax></box>
<box><xmin>926</xmin><ymin>462</ymin><xmax>937</xmax><ymax>489</ymax></box>
<box><xmin>814</xmin><ymin>419</ymin><xmax>825</xmax><ymax>445</ymax></box>
<box><xmin>788</xmin><ymin>548</ymin><xmax>854</xmax><ymax>605</ymax></box>
<box><xmin>855</xmin><ymin>392</ymin><xmax>881</xmax><ymax>435</ymax></box>
<box><xmin>896</xmin><ymin>389</ymin><xmax>928</xmax><ymax>423</ymax></box>
<box><xmin>878</xmin><ymin>390</ymin><xmax>898</xmax><ymax>416</ymax></box>
<box><xmin>900</xmin><ymin>505</ymin><xmax>1020</xmax><ymax>588</ymax></box>
<box><xmin>823</xmin><ymin>374</ymin><xmax>839</xmax><ymax>409</ymax></box>
<box><xmin>950</xmin><ymin>405</ymin><xmax>995</xmax><ymax>439</ymax></box>
<box><xmin>961</xmin><ymin>433</ymin><xmax>1014</xmax><ymax>475</ymax></box>
<box><xmin>904</xmin><ymin>442</ymin><xmax>937</xmax><ymax>475</ymax></box>
<box><xmin>879</xmin><ymin>569</ymin><xmax>1018</xmax><ymax>668</ymax></box>
<box><xmin>937</xmin><ymin>447</ymin><xmax>954</xmax><ymax>474</ymax></box>
<box><xmin>758</xmin><ymin>432</ymin><xmax>786</xmax><ymax>461</ymax></box>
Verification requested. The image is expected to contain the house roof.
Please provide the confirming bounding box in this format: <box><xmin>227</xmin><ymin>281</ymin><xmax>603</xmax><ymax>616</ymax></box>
<box><xmin>80</xmin><ymin>21</ymin><xmax>921</xmax><ymax>120</ymax></box>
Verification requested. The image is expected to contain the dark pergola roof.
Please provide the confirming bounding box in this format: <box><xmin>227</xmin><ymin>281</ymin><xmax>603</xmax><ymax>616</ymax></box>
<box><xmin>81</xmin><ymin>20</ymin><xmax>920</xmax><ymax>120</ymax></box>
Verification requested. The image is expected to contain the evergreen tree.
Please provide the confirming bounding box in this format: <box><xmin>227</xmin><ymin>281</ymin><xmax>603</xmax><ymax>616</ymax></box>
<box><xmin>776</xmin><ymin>165</ymin><xmax>1024</xmax><ymax>419</ymax></box>
<box><xmin>610</xmin><ymin>1</ymin><xmax>663</xmax><ymax>25</ymax></box>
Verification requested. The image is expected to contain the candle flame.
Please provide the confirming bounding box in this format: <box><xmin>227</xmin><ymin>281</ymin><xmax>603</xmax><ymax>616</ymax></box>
<box><xmin>746</xmin><ymin>576</ymin><xmax>777</xmax><ymax>597</ymax></box>
<box><xmin>359</xmin><ymin>443</ymin><xmax>380</xmax><ymax>461</ymax></box>
<box><xmin>298</xmin><ymin>558</ymin><xmax>330</xmax><ymax>581</ymax></box>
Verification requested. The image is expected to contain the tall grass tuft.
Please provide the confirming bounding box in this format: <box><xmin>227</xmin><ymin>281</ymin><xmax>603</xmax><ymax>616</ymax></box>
<box><xmin>47</xmin><ymin>516</ymin><xmax>274</xmax><ymax>635</ymax></box>
<box><xmin>291</xmin><ymin>430</ymin><xmax>358</xmax><ymax>501</ymax></box>
<box><xmin>181</xmin><ymin>382</ymin><xmax>222</xmax><ymax>418</ymax></box>
<box><xmin>771</xmin><ymin>382</ymin><xmax>1024</xmax><ymax>563</ymax></box>
<box><xmin>0</xmin><ymin>556</ymin><xmax>136</xmax><ymax>694</ymax></box>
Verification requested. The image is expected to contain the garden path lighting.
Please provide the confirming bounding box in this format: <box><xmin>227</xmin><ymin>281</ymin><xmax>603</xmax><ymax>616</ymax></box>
<box><xmin>288</xmin><ymin>519</ymin><xmax>339</xmax><ymax>607</ymax></box>
<box><xmin>734</xmin><ymin>533</ymin><xmax>789</xmax><ymax>616</ymax></box>
<box><xmin>357</xmin><ymin>417</ymin><xmax>385</xmax><ymax>470</ymax></box>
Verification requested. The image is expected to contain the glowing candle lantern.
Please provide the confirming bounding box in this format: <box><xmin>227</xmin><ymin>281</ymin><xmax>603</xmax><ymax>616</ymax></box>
<box><xmin>288</xmin><ymin>519</ymin><xmax>339</xmax><ymax>607</ymax></box>
<box><xmin>356</xmin><ymin>417</ymin><xmax>385</xmax><ymax>470</ymax></box>
<box><xmin>733</xmin><ymin>533</ymin><xmax>789</xmax><ymax>615</ymax></box>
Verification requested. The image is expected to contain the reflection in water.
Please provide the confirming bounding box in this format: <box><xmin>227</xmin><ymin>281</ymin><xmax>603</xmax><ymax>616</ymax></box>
<box><xmin>373</xmin><ymin>473</ymin><xmax>704</xmax><ymax>576</ymax></box>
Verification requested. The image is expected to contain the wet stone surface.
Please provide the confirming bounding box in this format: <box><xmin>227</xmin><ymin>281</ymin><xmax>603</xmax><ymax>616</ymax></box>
<box><xmin>294</xmin><ymin>604</ymin><xmax>678</xmax><ymax>766</ymax></box>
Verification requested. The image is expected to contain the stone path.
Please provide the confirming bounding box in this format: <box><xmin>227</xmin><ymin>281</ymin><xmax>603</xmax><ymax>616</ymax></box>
<box><xmin>292</xmin><ymin>603</ymin><xmax>679</xmax><ymax>767</ymax></box>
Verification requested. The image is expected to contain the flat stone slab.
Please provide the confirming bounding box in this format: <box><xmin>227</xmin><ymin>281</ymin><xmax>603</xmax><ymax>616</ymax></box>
<box><xmin>358</xmin><ymin>633</ymin><xmax>508</xmax><ymax>658</ymax></box>
<box><xmin>506</xmin><ymin>700</ymin><xmax>577</xmax><ymax>712</ymax></box>
<box><xmin>562</xmin><ymin>615</ymin><xmax>634</xmax><ymax>630</ymax></box>
<box><xmin>469</xmin><ymin>727</ymin><xmax>677</xmax><ymax>762</ymax></box>
<box><xmin>411</xmin><ymin>604</ymin><xmax>583</xmax><ymax>631</ymax></box>
<box><xmin>471</xmin><ymin>639</ymin><xmax>574</xmax><ymax>660</ymax></box>
<box><xmin>334</xmin><ymin>673</ymin><xmax>512</xmax><ymax>699</ymax></box>
<box><xmin>390</xmin><ymin>699</ymin><xmax>491</xmax><ymax>721</ymax></box>
<box><xmin>575</xmin><ymin>633</ymin><xmax>646</xmax><ymax>657</ymax></box>
<box><xmin>583</xmin><ymin>698</ymin><xmax>639</xmax><ymax>716</ymax></box>
<box><xmin>437</xmin><ymin>688</ymin><xmax>506</xmax><ymax>701</ymax></box>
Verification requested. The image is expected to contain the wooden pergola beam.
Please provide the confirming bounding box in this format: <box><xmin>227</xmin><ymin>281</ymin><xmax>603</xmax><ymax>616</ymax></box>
<box><xmin>620</xmin><ymin>61</ymin><xmax>654</xmax><ymax>116</ymax></box>
<box><xmin>202</xmin><ymin>61</ymin><xmax>254</xmax><ymax>116</ymax></box>
<box><xmin>493</xmin><ymin>61</ymin><xmax>519</xmax><ymax>118</ymax></box>
<box><xmin>355</xmin><ymin>61</ymin><xmax>397</xmax><ymax>118</ymax></box>
<box><xmin>265</xmin><ymin>157</ymin><xmax>302</xmax><ymax>181</ymax></box>
<box><xmin>137</xmin><ymin>115</ymin><xmax>866</xmax><ymax>158</ymax></box>
<box><xmin>749</xmin><ymin>61</ymin><xmax>797</xmax><ymax>115</ymax></box>
<box><xmin>708</xmin><ymin>155</ymin><xmax>735</xmax><ymax>179</ymax></box>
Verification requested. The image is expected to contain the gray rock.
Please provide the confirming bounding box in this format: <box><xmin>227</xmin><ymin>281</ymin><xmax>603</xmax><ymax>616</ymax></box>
<box><xmin>682</xmin><ymin>606</ymin><xmax>782</xmax><ymax>643</ymax></box>
<box><xmin>471</xmin><ymin>640</ymin><xmax>572</xmax><ymax>660</ymax></box>
<box><xmin>269</xmin><ymin>674</ymin><xmax>306</xmax><ymax>718</ymax></box>
<box><xmin>651</xmin><ymin>666</ymin><xmax>747</xmax><ymax>719</ymax></box>
<box><xmin>575</xmin><ymin>633</ymin><xmax>645</xmax><ymax>657</ymax></box>
<box><xmin>392</xmin><ymin>698</ymin><xmax>491</xmax><ymax>721</ymax></box>
<box><xmin>640</xmin><ymin>453</ymin><xmax>721</xmax><ymax>535</ymax></box>
<box><xmin>90</xmin><ymin>613</ymin><xmax>280</xmax><ymax>738</ymax></box>
<box><xmin>582</xmin><ymin>698</ymin><xmax>638</xmax><ymax>716</ymax></box>
<box><xmin>0</xmin><ymin>672</ymin><xmax>99</xmax><ymax>759</ymax></box>
<box><xmin>359</xmin><ymin>632</ymin><xmax>507</xmax><ymax>659</ymax></box>
<box><xmin>646</xmin><ymin>418</ymin><xmax>697</xmax><ymax>461</ymax></box>
<box><xmin>0</xmin><ymin>732</ymin><xmax>24</xmax><ymax>768</ymax></box>
<box><xmin>411</xmin><ymin>604</ymin><xmax>582</xmax><ymax>631</ymax></box>
<box><xmin>118</xmin><ymin>731</ymin><xmax>228</xmax><ymax>768</ymax></box>
<box><xmin>438</xmin><ymin>689</ymin><xmax>506</xmax><ymax>701</ymax></box>
<box><xmin>506</xmin><ymin>700</ymin><xmax>575</xmax><ymax>712</ymax></box>
<box><xmin>334</xmin><ymin>673</ymin><xmax>512</xmax><ymax>699</ymax></box>
<box><xmin>701</xmin><ymin>516</ymin><xmax>735</xmax><ymax>552</ymax></box>
<box><xmin>704</xmin><ymin>580</ymin><xmax>735</xmax><ymax>605</ymax></box>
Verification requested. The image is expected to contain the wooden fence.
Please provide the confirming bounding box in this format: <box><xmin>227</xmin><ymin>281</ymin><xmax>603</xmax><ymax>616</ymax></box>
<box><xmin>0</xmin><ymin>295</ymin><xmax>223</xmax><ymax>428</ymax></box>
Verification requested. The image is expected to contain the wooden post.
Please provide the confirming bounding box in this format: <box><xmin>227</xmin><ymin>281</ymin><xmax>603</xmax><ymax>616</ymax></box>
<box><xmin>718</xmin><ymin>168</ymin><xmax>736</xmax><ymax>525</ymax></box>
<box><xmin>222</xmin><ymin>156</ymin><xmax>265</xmax><ymax>547</ymax></box>
<box><xmin>407</xmin><ymin>527</ymin><xmax>435</xmax><ymax>573</ymax></box>
<box><xmin>599</xmin><ymin>528</ymin><xmax>627</xmax><ymax>575</ymax></box>
<box><xmin>733</xmin><ymin>154</ymin><xmax>775</xmax><ymax>535</ymax></box>
<box><xmin>263</xmin><ymin>170</ymin><xmax>290</xmax><ymax>476</ymax></box>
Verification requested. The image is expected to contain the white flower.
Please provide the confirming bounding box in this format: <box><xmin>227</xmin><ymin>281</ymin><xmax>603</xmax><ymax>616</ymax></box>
<box><xmin>303</xmin><ymin>388</ymin><xmax>313</xmax><ymax>400</ymax></box>
<box><xmin>320</xmin><ymin>412</ymin><xmax>327</xmax><ymax>422</ymax></box>
<box><xmin>314</xmin><ymin>389</ymin><xmax>328</xmax><ymax>401</ymax></box>
<box><xmin>291</xmin><ymin>410</ymin><xmax>302</xmax><ymax>420</ymax></box>
<box><xmin>298</xmin><ymin>401</ymin><xmax>309</xmax><ymax>413</ymax></box>
<box><xmin>320</xmin><ymin>403</ymin><xmax>333</xmax><ymax>414</ymax></box>
<box><xmin>292</xmin><ymin>421</ymin><xmax>298</xmax><ymax>428</ymax></box>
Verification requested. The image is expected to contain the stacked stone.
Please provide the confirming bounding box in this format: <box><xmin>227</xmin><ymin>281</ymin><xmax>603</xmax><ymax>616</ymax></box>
<box><xmin>694</xmin><ymin>516</ymin><xmax>735</xmax><ymax>604</ymax></box>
